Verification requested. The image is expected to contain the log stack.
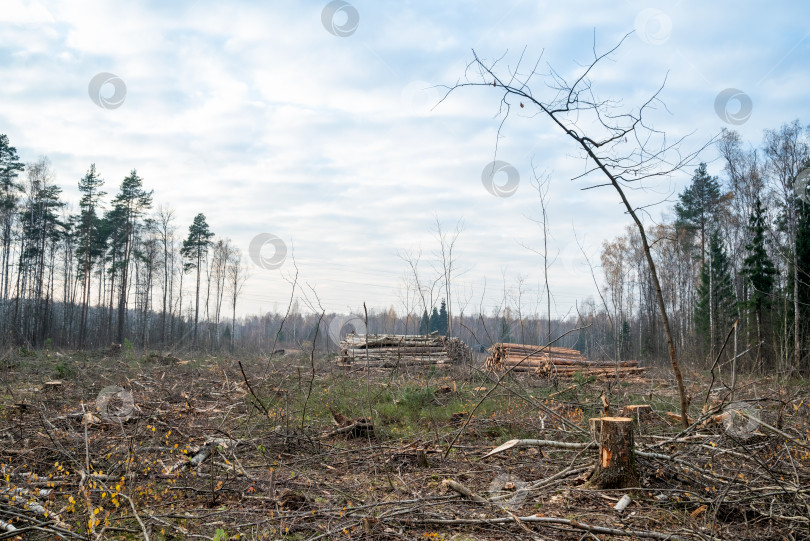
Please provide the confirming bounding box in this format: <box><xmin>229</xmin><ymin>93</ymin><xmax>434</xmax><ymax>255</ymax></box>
<box><xmin>337</xmin><ymin>332</ymin><xmax>471</xmax><ymax>368</ymax></box>
<box><xmin>484</xmin><ymin>343</ymin><xmax>644</xmax><ymax>379</ymax></box>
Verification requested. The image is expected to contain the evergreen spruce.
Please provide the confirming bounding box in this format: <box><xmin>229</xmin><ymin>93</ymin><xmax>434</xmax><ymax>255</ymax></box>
<box><xmin>499</xmin><ymin>316</ymin><xmax>512</xmax><ymax>343</ymax></box>
<box><xmin>740</xmin><ymin>196</ymin><xmax>776</xmax><ymax>363</ymax></box>
<box><xmin>429</xmin><ymin>306</ymin><xmax>440</xmax><ymax>333</ymax></box>
<box><xmin>438</xmin><ymin>299</ymin><xmax>448</xmax><ymax>335</ymax></box>
<box><xmin>674</xmin><ymin>163</ymin><xmax>723</xmax><ymax>265</ymax></box>
<box><xmin>695</xmin><ymin>229</ymin><xmax>735</xmax><ymax>355</ymax></box>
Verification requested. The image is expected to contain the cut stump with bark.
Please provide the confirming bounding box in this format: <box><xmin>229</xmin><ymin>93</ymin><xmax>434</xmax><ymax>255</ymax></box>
<box><xmin>586</xmin><ymin>417</ymin><xmax>639</xmax><ymax>489</ymax></box>
<box><xmin>620</xmin><ymin>404</ymin><xmax>652</xmax><ymax>422</ymax></box>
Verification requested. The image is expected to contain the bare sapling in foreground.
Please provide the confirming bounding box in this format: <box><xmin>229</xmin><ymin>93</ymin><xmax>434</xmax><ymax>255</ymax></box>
<box><xmin>445</xmin><ymin>35</ymin><xmax>707</xmax><ymax>427</ymax></box>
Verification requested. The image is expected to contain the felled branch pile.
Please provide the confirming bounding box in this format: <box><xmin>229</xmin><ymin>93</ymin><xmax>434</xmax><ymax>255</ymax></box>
<box><xmin>485</xmin><ymin>343</ymin><xmax>644</xmax><ymax>378</ymax></box>
<box><xmin>325</xmin><ymin>407</ymin><xmax>374</xmax><ymax>439</ymax></box>
<box><xmin>337</xmin><ymin>332</ymin><xmax>471</xmax><ymax>368</ymax></box>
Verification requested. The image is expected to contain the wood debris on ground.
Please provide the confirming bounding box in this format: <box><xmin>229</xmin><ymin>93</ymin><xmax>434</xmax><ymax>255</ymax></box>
<box><xmin>1</xmin><ymin>353</ymin><xmax>808</xmax><ymax>540</ymax></box>
<box><xmin>337</xmin><ymin>332</ymin><xmax>471</xmax><ymax>368</ymax></box>
<box><xmin>484</xmin><ymin>342</ymin><xmax>645</xmax><ymax>378</ymax></box>
<box><xmin>325</xmin><ymin>406</ymin><xmax>375</xmax><ymax>438</ymax></box>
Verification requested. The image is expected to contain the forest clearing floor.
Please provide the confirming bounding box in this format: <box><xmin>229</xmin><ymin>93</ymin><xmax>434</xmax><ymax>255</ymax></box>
<box><xmin>1</xmin><ymin>348</ymin><xmax>810</xmax><ymax>540</ymax></box>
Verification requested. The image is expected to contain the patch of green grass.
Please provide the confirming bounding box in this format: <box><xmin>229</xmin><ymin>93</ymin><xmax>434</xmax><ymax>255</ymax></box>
<box><xmin>398</xmin><ymin>385</ymin><xmax>437</xmax><ymax>412</ymax></box>
<box><xmin>54</xmin><ymin>360</ymin><xmax>76</xmax><ymax>379</ymax></box>
<box><xmin>572</xmin><ymin>371</ymin><xmax>597</xmax><ymax>385</ymax></box>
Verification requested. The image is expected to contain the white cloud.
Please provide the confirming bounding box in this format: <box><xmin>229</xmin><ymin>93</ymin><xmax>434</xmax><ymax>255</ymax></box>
<box><xmin>0</xmin><ymin>0</ymin><xmax>808</xmax><ymax>317</ymax></box>
<box><xmin>0</xmin><ymin>0</ymin><xmax>54</xmax><ymax>24</ymax></box>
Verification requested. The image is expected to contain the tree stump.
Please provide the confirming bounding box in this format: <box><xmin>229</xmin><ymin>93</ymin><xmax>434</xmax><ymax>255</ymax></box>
<box><xmin>586</xmin><ymin>417</ymin><xmax>639</xmax><ymax>489</ymax></box>
<box><xmin>43</xmin><ymin>381</ymin><xmax>63</xmax><ymax>393</ymax></box>
<box><xmin>620</xmin><ymin>404</ymin><xmax>652</xmax><ymax>422</ymax></box>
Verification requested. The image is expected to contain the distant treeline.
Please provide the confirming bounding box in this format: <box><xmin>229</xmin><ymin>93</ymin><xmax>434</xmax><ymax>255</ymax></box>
<box><xmin>2</xmin><ymin>121</ymin><xmax>809</xmax><ymax>375</ymax></box>
<box><xmin>0</xmin><ymin>134</ymin><xmax>246</xmax><ymax>350</ymax></box>
<box><xmin>593</xmin><ymin>122</ymin><xmax>810</xmax><ymax>373</ymax></box>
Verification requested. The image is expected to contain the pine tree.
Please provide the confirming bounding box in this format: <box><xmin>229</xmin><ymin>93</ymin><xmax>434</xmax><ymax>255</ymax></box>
<box><xmin>75</xmin><ymin>164</ymin><xmax>106</xmax><ymax>346</ymax></box>
<box><xmin>101</xmin><ymin>204</ymin><xmax>125</xmax><ymax>339</ymax></box>
<box><xmin>674</xmin><ymin>163</ymin><xmax>723</xmax><ymax>265</ymax></box>
<box><xmin>16</xmin><ymin>158</ymin><xmax>64</xmax><ymax>344</ymax></box>
<box><xmin>620</xmin><ymin>320</ymin><xmax>631</xmax><ymax>361</ymax></box>
<box><xmin>419</xmin><ymin>309</ymin><xmax>428</xmax><ymax>335</ymax></box>
<box><xmin>438</xmin><ymin>299</ymin><xmax>448</xmax><ymax>336</ymax></box>
<box><xmin>181</xmin><ymin>213</ymin><xmax>214</xmax><ymax>344</ymax></box>
<box><xmin>0</xmin><ymin>135</ymin><xmax>24</xmax><ymax>312</ymax></box>
<box><xmin>740</xmin><ymin>195</ymin><xmax>776</xmax><ymax>364</ymax></box>
<box><xmin>111</xmin><ymin>170</ymin><xmax>153</xmax><ymax>344</ymax></box>
<box><xmin>695</xmin><ymin>229</ymin><xmax>735</xmax><ymax>355</ymax></box>
<box><xmin>428</xmin><ymin>306</ymin><xmax>440</xmax><ymax>333</ymax></box>
<box><xmin>499</xmin><ymin>316</ymin><xmax>512</xmax><ymax>343</ymax></box>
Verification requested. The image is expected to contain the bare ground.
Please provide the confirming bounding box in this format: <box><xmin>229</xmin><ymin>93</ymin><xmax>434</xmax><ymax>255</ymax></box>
<box><xmin>1</xmin><ymin>349</ymin><xmax>809</xmax><ymax>540</ymax></box>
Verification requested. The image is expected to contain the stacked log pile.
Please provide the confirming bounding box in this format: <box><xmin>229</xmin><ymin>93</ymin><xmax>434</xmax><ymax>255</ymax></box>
<box><xmin>484</xmin><ymin>343</ymin><xmax>644</xmax><ymax>378</ymax></box>
<box><xmin>337</xmin><ymin>332</ymin><xmax>471</xmax><ymax>368</ymax></box>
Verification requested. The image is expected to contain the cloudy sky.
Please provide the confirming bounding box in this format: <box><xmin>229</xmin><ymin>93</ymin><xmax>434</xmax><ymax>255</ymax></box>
<box><xmin>1</xmin><ymin>1</ymin><xmax>808</xmax><ymax>318</ymax></box>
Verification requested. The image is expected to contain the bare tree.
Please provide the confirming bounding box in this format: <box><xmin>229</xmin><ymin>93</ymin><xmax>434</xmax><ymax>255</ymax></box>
<box><xmin>396</xmin><ymin>269</ymin><xmax>420</xmax><ymax>335</ymax></box>
<box><xmin>227</xmin><ymin>246</ymin><xmax>249</xmax><ymax>352</ymax></box>
<box><xmin>398</xmin><ymin>248</ymin><xmax>442</xmax><ymax>324</ymax></box>
<box><xmin>210</xmin><ymin>238</ymin><xmax>233</xmax><ymax>348</ymax></box>
<box><xmin>433</xmin><ymin>218</ymin><xmax>463</xmax><ymax>336</ymax></box>
<box><xmin>156</xmin><ymin>205</ymin><xmax>176</xmax><ymax>345</ymax></box>
<box><xmin>522</xmin><ymin>168</ymin><xmax>554</xmax><ymax>344</ymax></box>
<box><xmin>763</xmin><ymin>120</ymin><xmax>809</xmax><ymax>371</ymax></box>
<box><xmin>448</xmin><ymin>36</ymin><xmax>707</xmax><ymax>426</ymax></box>
<box><xmin>601</xmin><ymin>234</ymin><xmax>628</xmax><ymax>361</ymax></box>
